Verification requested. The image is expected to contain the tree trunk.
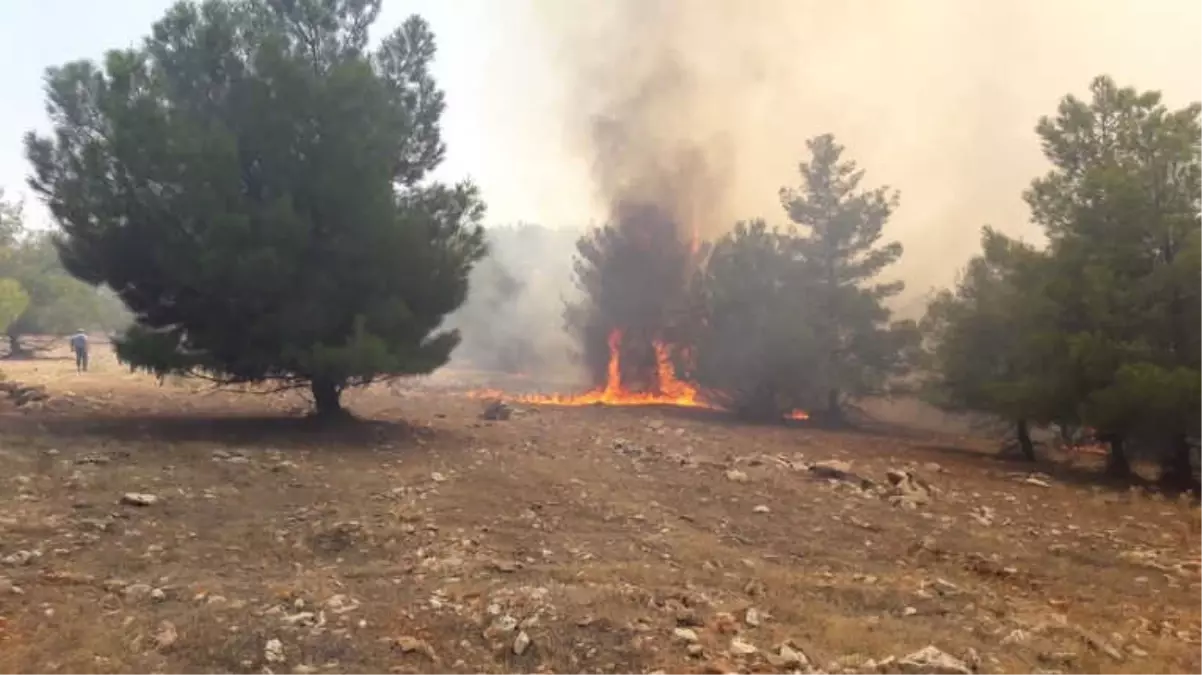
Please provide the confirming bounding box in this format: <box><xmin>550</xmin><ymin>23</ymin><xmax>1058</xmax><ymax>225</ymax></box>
<box><xmin>1159</xmin><ymin>435</ymin><xmax>1199</xmax><ymax>493</ymax></box>
<box><xmin>1016</xmin><ymin>418</ymin><xmax>1036</xmax><ymax>461</ymax></box>
<box><xmin>310</xmin><ymin>378</ymin><xmax>344</xmax><ymax>418</ymax></box>
<box><xmin>826</xmin><ymin>388</ymin><xmax>842</xmax><ymax>422</ymax></box>
<box><xmin>1105</xmin><ymin>435</ymin><xmax>1131</xmax><ymax>478</ymax></box>
<box><xmin>4</xmin><ymin>332</ymin><xmax>27</xmax><ymax>359</ymax></box>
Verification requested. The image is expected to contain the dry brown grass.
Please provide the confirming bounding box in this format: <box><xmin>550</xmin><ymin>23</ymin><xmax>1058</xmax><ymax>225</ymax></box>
<box><xmin>0</xmin><ymin>344</ymin><xmax>1197</xmax><ymax>674</ymax></box>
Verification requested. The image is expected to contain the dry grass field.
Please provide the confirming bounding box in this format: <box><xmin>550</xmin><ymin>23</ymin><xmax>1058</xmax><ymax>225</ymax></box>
<box><xmin>0</xmin><ymin>343</ymin><xmax>1197</xmax><ymax>674</ymax></box>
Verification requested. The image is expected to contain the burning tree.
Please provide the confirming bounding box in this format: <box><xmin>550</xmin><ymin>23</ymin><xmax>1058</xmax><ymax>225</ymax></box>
<box><xmin>563</xmin><ymin>201</ymin><xmax>708</xmax><ymax>404</ymax></box>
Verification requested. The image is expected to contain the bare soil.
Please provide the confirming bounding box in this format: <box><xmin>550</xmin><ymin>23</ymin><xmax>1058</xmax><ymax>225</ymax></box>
<box><xmin>0</xmin><ymin>344</ymin><xmax>1198</xmax><ymax>674</ymax></box>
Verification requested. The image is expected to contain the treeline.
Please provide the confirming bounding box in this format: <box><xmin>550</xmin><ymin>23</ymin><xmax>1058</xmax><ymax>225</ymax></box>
<box><xmin>922</xmin><ymin>77</ymin><xmax>1200</xmax><ymax>487</ymax></box>
<box><xmin>569</xmin><ymin>76</ymin><xmax>1199</xmax><ymax>490</ymax></box>
<box><xmin>0</xmin><ymin>192</ymin><xmax>130</xmax><ymax>355</ymax></box>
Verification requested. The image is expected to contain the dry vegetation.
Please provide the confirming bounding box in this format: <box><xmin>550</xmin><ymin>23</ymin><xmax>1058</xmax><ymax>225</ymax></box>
<box><xmin>0</xmin><ymin>344</ymin><xmax>1198</xmax><ymax>674</ymax></box>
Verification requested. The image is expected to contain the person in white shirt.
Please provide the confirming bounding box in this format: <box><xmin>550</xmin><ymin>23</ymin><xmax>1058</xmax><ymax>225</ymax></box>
<box><xmin>69</xmin><ymin>329</ymin><xmax>89</xmax><ymax>372</ymax></box>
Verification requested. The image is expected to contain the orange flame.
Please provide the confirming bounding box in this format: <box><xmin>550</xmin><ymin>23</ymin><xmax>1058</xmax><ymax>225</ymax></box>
<box><xmin>784</xmin><ymin>409</ymin><xmax>810</xmax><ymax>421</ymax></box>
<box><xmin>474</xmin><ymin>329</ymin><xmax>711</xmax><ymax>408</ymax></box>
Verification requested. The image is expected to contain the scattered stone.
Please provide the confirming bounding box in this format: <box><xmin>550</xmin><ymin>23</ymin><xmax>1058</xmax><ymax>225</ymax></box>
<box><xmin>264</xmin><ymin>638</ymin><xmax>285</xmax><ymax>664</ymax></box>
<box><xmin>154</xmin><ymin>621</ymin><xmax>178</xmax><ymax>651</ymax></box>
<box><xmin>898</xmin><ymin>645</ymin><xmax>971</xmax><ymax>674</ymax></box>
<box><xmin>885</xmin><ymin>469</ymin><xmax>933</xmax><ymax>507</ymax></box>
<box><xmin>766</xmin><ymin>644</ymin><xmax>806</xmax><ymax>669</ymax></box>
<box><xmin>395</xmin><ymin>635</ymin><xmax>438</xmax><ymax>661</ymax></box>
<box><xmin>931</xmin><ymin>578</ymin><xmax>960</xmax><ymax>596</ymax></box>
<box><xmin>902</xmin><ymin>606</ymin><xmax>918</xmax><ymax>617</ymax></box>
<box><xmin>752</xmin><ymin>505</ymin><xmax>771</xmax><ymax>514</ymax></box>
<box><xmin>725</xmin><ymin>469</ymin><xmax>749</xmax><ymax>483</ymax></box>
<box><xmin>1</xmin><ymin>550</ymin><xmax>38</xmax><ymax>566</ymax></box>
<box><xmin>1024</xmin><ymin>476</ymin><xmax>1052</xmax><ymax>488</ymax></box>
<box><xmin>673</xmin><ymin>627</ymin><xmax>700</xmax><ymax>643</ymax></box>
<box><xmin>809</xmin><ymin>459</ymin><xmax>853</xmax><ymax>478</ymax></box>
<box><xmin>1001</xmin><ymin>629</ymin><xmax>1029</xmax><ymax>645</ymax></box>
<box><xmin>687</xmin><ymin>643</ymin><xmax>705</xmax><ymax>657</ymax></box>
<box><xmin>0</xmin><ymin>577</ymin><xmax>21</xmax><ymax>595</ymax></box>
<box><xmin>512</xmin><ymin>630</ymin><xmax>532</xmax><ymax>655</ymax></box>
<box><xmin>970</xmin><ymin>505</ymin><xmax>996</xmax><ymax>526</ymax></box>
<box><xmin>123</xmin><ymin>583</ymin><xmax>153</xmax><ymax>602</ymax></box>
<box><xmin>430</xmin><ymin>472</ymin><xmax>447</xmax><ymax>483</ymax></box>
<box><xmin>1076</xmin><ymin>628</ymin><xmax>1124</xmax><ymax>662</ymax></box>
<box><xmin>481</xmin><ymin>400</ymin><xmax>512</xmax><ymax>421</ymax></box>
<box><xmin>150</xmin><ymin>588</ymin><xmax>167</xmax><ymax>602</ymax></box>
<box><xmin>744</xmin><ymin>607</ymin><xmax>761</xmax><ymax>627</ymax></box>
<box><xmin>729</xmin><ymin>637</ymin><xmax>758</xmax><ymax>656</ymax></box>
<box><xmin>325</xmin><ymin>593</ymin><xmax>360</xmax><ymax>614</ymax></box>
<box><xmin>120</xmin><ymin>492</ymin><xmax>158</xmax><ymax>507</ymax></box>
<box><xmin>485</xmin><ymin>614</ymin><xmax>519</xmax><ymax>638</ymax></box>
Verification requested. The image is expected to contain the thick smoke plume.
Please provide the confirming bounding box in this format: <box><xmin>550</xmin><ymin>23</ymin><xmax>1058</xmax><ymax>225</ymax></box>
<box><xmin>448</xmin><ymin>0</ymin><xmax>1199</xmax><ymax>387</ymax></box>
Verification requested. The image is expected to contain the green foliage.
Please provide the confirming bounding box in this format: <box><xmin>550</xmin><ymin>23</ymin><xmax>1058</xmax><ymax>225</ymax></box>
<box><xmin>923</xmin><ymin>75</ymin><xmax>1201</xmax><ymax>482</ymax></box>
<box><xmin>0</xmin><ymin>279</ymin><xmax>30</xmax><ymax>334</ymax></box>
<box><xmin>25</xmin><ymin>0</ymin><xmax>486</xmax><ymax>414</ymax></box>
<box><xmin>691</xmin><ymin>220</ymin><xmax>824</xmax><ymax>418</ymax></box>
<box><xmin>0</xmin><ymin>193</ymin><xmax>127</xmax><ymax>353</ymax></box>
<box><xmin>775</xmin><ymin>134</ymin><xmax>917</xmax><ymax>419</ymax></box>
<box><xmin>690</xmin><ymin>136</ymin><xmax>917</xmax><ymax>421</ymax></box>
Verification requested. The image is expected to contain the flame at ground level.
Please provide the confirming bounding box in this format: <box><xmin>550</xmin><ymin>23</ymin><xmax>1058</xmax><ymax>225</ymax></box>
<box><xmin>472</xmin><ymin>330</ymin><xmax>711</xmax><ymax>408</ymax></box>
<box><xmin>468</xmin><ymin>329</ymin><xmax>808</xmax><ymax>420</ymax></box>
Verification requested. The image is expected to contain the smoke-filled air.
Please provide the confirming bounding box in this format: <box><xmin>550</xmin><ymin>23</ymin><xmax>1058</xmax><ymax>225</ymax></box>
<box><xmin>449</xmin><ymin>0</ymin><xmax>1202</xmax><ymax>397</ymax></box>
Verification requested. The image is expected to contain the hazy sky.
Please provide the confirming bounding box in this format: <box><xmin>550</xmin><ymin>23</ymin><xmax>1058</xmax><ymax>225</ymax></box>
<box><xmin>1</xmin><ymin>0</ymin><xmax>1199</xmax><ymax>306</ymax></box>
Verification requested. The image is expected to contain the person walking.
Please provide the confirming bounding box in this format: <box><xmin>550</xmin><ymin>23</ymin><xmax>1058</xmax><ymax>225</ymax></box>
<box><xmin>69</xmin><ymin>329</ymin><xmax>89</xmax><ymax>372</ymax></box>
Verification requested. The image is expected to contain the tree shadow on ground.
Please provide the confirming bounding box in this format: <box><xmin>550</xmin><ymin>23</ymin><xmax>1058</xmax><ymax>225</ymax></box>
<box><xmin>4</xmin><ymin>411</ymin><xmax>432</xmax><ymax>450</ymax></box>
<box><xmin>907</xmin><ymin>440</ymin><xmax>1170</xmax><ymax>493</ymax></box>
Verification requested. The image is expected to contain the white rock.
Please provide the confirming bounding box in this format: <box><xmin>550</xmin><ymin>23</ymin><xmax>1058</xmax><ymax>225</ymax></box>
<box><xmin>123</xmin><ymin>583</ymin><xmax>153</xmax><ymax>602</ymax></box>
<box><xmin>673</xmin><ymin>627</ymin><xmax>700</xmax><ymax>643</ymax></box>
<box><xmin>155</xmin><ymin>621</ymin><xmax>178</xmax><ymax>650</ymax></box>
<box><xmin>264</xmin><ymin>638</ymin><xmax>286</xmax><ymax>664</ymax></box>
<box><xmin>752</xmin><ymin>505</ymin><xmax>771</xmax><ymax>514</ymax></box>
<box><xmin>729</xmin><ymin>637</ymin><xmax>758</xmax><ymax>656</ymax></box>
<box><xmin>121</xmin><ymin>492</ymin><xmax>158</xmax><ymax>506</ymax></box>
<box><xmin>725</xmin><ymin>469</ymin><xmax>749</xmax><ymax>483</ymax></box>
<box><xmin>150</xmin><ymin>588</ymin><xmax>167</xmax><ymax>602</ymax></box>
<box><xmin>430</xmin><ymin>472</ymin><xmax>447</xmax><ymax>483</ymax></box>
<box><xmin>899</xmin><ymin>645</ymin><xmax>971</xmax><ymax>674</ymax></box>
<box><xmin>512</xmin><ymin>630</ymin><xmax>532</xmax><ymax>655</ymax></box>
<box><xmin>744</xmin><ymin>607</ymin><xmax>761</xmax><ymax>627</ymax></box>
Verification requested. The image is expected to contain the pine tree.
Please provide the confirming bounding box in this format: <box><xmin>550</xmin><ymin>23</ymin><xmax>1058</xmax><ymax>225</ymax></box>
<box><xmin>691</xmin><ymin>220</ymin><xmax>825</xmax><ymax>418</ymax></box>
<box><xmin>1025</xmin><ymin>76</ymin><xmax>1200</xmax><ymax>480</ymax></box>
<box><xmin>778</xmin><ymin>134</ymin><xmax>916</xmax><ymax>421</ymax></box>
<box><xmin>25</xmin><ymin>0</ymin><xmax>487</xmax><ymax>416</ymax></box>
<box><xmin>921</xmin><ymin>227</ymin><xmax>1067</xmax><ymax>460</ymax></box>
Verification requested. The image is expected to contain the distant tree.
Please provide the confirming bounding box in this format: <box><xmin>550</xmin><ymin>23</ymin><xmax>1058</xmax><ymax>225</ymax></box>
<box><xmin>0</xmin><ymin>195</ymin><xmax>118</xmax><ymax>356</ymax></box>
<box><xmin>778</xmin><ymin>134</ymin><xmax>917</xmax><ymax>421</ymax></box>
<box><xmin>1025</xmin><ymin>75</ymin><xmax>1200</xmax><ymax>482</ymax></box>
<box><xmin>0</xmin><ymin>280</ymin><xmax>29</xmax><ymax>336</ymax></box>
<box><xmin>25</xmin><ymin>0</ymin><xmax>486</xmax><ymax>416</ymax></box>
<box><xmin>0</xmin><ymin>190</ymin><xmax>20</xmax><ymax>246</ymax></box>
<box><xmin>691</xmin><ymin>220</ymin><xmax>825</xmax><ymax>419</ymax></box>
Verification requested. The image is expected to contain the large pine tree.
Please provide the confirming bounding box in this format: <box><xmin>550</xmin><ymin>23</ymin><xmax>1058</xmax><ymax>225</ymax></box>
<box><xmin>25</xmin><ymin>0</ymin><xmax>487</xmax><ymax>416</ymax></box>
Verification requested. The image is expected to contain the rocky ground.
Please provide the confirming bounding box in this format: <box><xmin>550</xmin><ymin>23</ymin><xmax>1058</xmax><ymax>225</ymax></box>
<box><xmin>0</xmin><ymin>345</ymin><xmax>1198</xmax><ymax>674</ymax></box>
